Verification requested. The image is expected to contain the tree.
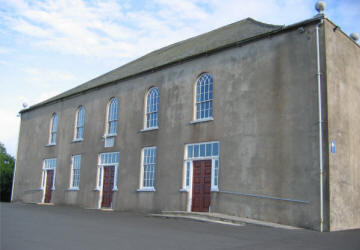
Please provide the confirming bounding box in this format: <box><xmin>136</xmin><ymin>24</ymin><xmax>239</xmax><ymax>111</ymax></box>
<box><xmin>0</xmin><ymin>142</ymin><xmax>15</xmax><ymax>202</ymax></box>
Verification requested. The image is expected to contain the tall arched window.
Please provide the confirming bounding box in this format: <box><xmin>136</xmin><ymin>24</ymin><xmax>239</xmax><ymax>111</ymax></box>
<box><xmin>194</xmin><ymin>73</ymin><xmax>213</xmax><ymax>120</ymax></box>
<box><xmin>106</xmin><ymin>98</ymin><xmax>118</xmax><ymax>135</ymax></box>
<box><xmin>144</xmin><ymin>87</ymin><xmax>159</xmax><ymax>129</ymax></box>
<box><xmin>49</xmin><ymin>113</ymin><xmax>58</xmax><ymax>145</ymax></box>
<box><xmin>74</xmin><ymin>106</ymin><xmax>85</xmax><ymax>140</ymax></box>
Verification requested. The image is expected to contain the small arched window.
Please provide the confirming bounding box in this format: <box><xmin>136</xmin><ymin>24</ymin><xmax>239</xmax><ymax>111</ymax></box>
<box><xmin>107</xmin><ymin>98</ymin><xmax>118</xmax><ymax>135</ymax></box>
<box><xmin>194</xmin><ymin>73</ymin><xmax>213</xmax><ymax>120</ymax></box>
<box><xmin>74</xmin><ymin>106</ymin><xmax>85</xmax><ymax>140</ymax></box>
<box><xmin>49</xmin><ymin>113</ymin><xmax>58</xmax><ymax>145</ymax></box>
<box><xmin>144</xmin><ymin>87</ymin><xmax>159</xmax><ymax>129</ymax></box>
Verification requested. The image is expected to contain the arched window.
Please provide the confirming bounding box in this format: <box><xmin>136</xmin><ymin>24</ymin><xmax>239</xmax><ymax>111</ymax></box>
<box><xmin>144</xmin><ymin>87</ymin><xmax>159</xmax><ymax>129</ymax></box>
<box><xmin>106</xmin><ymin>98</ymin><xmax>118</xmax><ymax>135</ymax></box>
<box><xmin>49</xmin><ymin>113</ymin><xmax>58</xmax><ymax>145</ymax></box>
<box><xmin>194</xmin><ymin>73</ymin><xmax>213</xmax><ymax>120</ymax></box>
<box><xmin>74</xmin><ymin>106</ymin><xmax>85</xmax><ymax>140</ymax></box>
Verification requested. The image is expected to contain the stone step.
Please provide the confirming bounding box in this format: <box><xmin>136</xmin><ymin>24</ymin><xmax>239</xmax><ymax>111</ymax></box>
<box><xmin>152</xmin><ymin>211</ymin><xmax>300</xmax><ymax>230</ymax></box>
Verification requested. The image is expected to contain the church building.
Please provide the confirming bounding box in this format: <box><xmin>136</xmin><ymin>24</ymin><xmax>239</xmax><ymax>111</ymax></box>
<box><xmin>12</xmin><ymin>13</ymin><xmax>360</xmax><ymax>231</ymax></box>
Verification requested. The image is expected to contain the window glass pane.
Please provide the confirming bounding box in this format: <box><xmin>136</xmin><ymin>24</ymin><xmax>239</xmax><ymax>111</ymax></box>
<box><xmin>98</xmin><ymin>168</ymin><xmax>102</xmax><ymax>187</ymax></box>
<box><xmin>142</xmin><ymin>147</ymin><xmax>156</xmax><ymax>188</ymax></box>
<box><xmin>52</xmin><ymin>114</ymin><xmax>58</xmax><ymax>132</ymax></box>
<box><xmin>72</xmin><ymin>154</ymin><xmax>81</xmax><ymax>188</ymax></box>
<box><xmin>206</xmin><ymin>143</ymin><xmax>212</xmax><ymax>157</ymax></box>
<box><xmin>212</xmin><ymin>143</ymin><xmax>219</xmax><ymax>156</ymax></box>
<box><xmin>145</xmin><ymin>88</ymin><xmax>159</xmax><ymax>128</ymax></box>
<box><xmin>200</xmin><ymin>144</ymin><xmax>205</xmax><ymax>157</ymax></box>
<box><xmin>214</xmin><ymin>159</ymin><xmax>219</xmax><ymax>186</ymax></box>
<box><xmin>195</xmin><ymin>73</ymin><xmax>213</xmax><ymax>120</ymax></box>
<box><xmin>194</xmin><ymin>145</ymin><xmax>199</xmax><ymax>158</ymax></box>
<box><xmin>188</xmin><ymin>145</ymin><xmax>193</xmax><ymax>158</ymax></box>
<box><xmin>186</xmin><ymin>162</ymin><xmax>190</xmax><ymax>187</ymax></box>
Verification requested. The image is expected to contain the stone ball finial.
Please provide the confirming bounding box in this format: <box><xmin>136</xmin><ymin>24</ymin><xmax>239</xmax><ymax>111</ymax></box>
<box><xmin>315</xmin><ymin>1</ymin><xmax>326</xmax><ymax>13</ymax></box>
<box><xmin>350</xmin><ymin>32</ymin><xmax>359</xmax><ymax>42</ymax></box>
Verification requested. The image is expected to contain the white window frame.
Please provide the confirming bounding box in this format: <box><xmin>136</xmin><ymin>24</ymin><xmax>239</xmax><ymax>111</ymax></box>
<box><xmin>41</xmin><ymin>158</ymin><xmax>57</xmax><ymax>203</ymax></box>
<box><xmin>69</xmin><ymin>155</ymin><xmax>81</xmax><ymax>190</ymax></box>
<box><xmin>48</xmin><ymin>113</ymin><xmax>58</xmax><ymax>145</ymax></box>
<box><xmin>137</xmin><ymin>146</ymin><xmax>157</xmax><ymax>192</ymax></box>
<box><xmin>192</xmin><ymin>73</ymin><xmax>214</xmax><ymax>122</ymax></box>
<box><xmin>73</xmin><ymin>106</ymin><xmax>85</xmax><ymax>141</ymax></box>
<box><xmin>105</xmin><ymin>98</ymin><xmax>118</xmax><ymax>137</ymax></box>
<box><xmin>96</xmin><ymin>152</ymin><xmax>119</xmax><ymax>209</ymax></box>
<box><xmin>182</xmin><ymin>141</ymin><xmax>220</xmax><ymax>212</ymax></box>
<box><xmin>143</xmin><ymin>87</ymin><xmax>159</xmax><ymax>130</ymax></box>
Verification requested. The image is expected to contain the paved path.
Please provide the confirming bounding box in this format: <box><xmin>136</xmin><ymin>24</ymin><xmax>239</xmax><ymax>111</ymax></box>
<box><xmin>1</xmin><ymin>203</ymin><xmax>359</xmax><ymax>250</ymax></box>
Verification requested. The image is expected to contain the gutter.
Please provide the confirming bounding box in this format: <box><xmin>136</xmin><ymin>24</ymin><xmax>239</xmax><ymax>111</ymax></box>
<box><xmin>315</xmin><ymin>17</ymin><xmax>324</xmax><ymax>232</ymax></box>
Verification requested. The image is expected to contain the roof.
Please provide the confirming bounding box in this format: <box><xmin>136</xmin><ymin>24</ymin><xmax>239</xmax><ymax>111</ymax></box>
<box><xmin>22</xmin><ymin>16</ymin><xmax>326</xmax><ymax>113</ymax></box>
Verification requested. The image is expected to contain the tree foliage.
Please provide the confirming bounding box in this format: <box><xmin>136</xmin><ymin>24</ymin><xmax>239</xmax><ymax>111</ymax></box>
<box><xmin>0</xmin><ymin>142</ymin><xmax>15</xmax><ymax>202</ymax></box>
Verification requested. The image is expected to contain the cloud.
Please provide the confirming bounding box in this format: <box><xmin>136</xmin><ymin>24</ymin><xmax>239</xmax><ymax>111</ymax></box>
<box><xmin>0</xmin><ymin>47</ymin><xmax>13</xmax><ymax>54</ymax></box>
<box><xmin>23</xmin><ymin>67</ymin><xmax>77</xmax><ymax>88</ymax></box>
<box><xmin>2</xmin><ymin>0</ymin><xmax>316</xmax><ymax>61</ymax></box>
<box><xmin>0</xmin><ymin>108</ymin><xmax>20</xmax><ymax>157</ymax></box>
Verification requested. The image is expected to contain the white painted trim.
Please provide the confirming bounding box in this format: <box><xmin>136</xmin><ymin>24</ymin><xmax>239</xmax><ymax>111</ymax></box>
<box><xmin>73</xmin><ymin>106</ymin><xmax>85</xmax><ymax>141</ymax></box>
<box><xmin>143</xmin><ymin>87</ymin><xmax>160</xmax><ymax>130</ymax></box>
<box><xmin>138</xmin><ymin>146</ymin><xmax>157</xmax><ymax>190</ymax></box>
<box><xmin>183</xmin><ymin>141</ymin><xmax>220</xmax><ymax>211</ymax></box>
<box><xmin>140</xmin><ymin>126</ymin><xmax>159</xmax><ymax>132</ymax></box>
<box><xmin>72</xmin><ymin>138</ymin><xmax>83</xmax><ymax>143</ymax></box>
<box><xmin>48</xmin><ymin>113</ymin><xmax>57</xmax><ymax>145</ymax></box>
<box><xmin>137</xmin><ymin>187</ymin><xmax>156</xmax><ymax>192</ymax></box>
<box><xmin>192</xmin><ymin>73</ymin><xmax>214</xmax><ymax>121</ymax></box>
<box><xmin>104</xmin><ymin>97</ymin><xmax>118</xmax><ymax>137</ymax></box>
<box><xmin>69</xmin><ymin>155</ymin><xmax>81</xmax><ymax>189</ymax></box>
<box><xmin>103</xmin><ymin>133</ymin><xmax>117</xmax><ymax>138</ymax></box>
<box><xmin>97</xmin><ymin>152</ymin><xmax>120</xmax><ymax>209</ymax></box>
<box><xmin>190</xmin><ymin>117</ymin><xmax>214</xmax><ymax>124</ymax></box>
<box><xmin>41</xmin><ymin>167</ymin><xmax>56</xmax><ymax>203</ymax></box>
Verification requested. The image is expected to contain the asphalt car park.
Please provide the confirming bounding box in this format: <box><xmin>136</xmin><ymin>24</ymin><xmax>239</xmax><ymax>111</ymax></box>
<box><xmin>1</xmin><ymin>202</ymin><xmax>359</xmax><ymax>250</ymax></box>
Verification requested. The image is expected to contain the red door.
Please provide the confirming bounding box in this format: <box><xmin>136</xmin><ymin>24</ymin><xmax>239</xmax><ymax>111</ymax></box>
<box><xmin>44</xmin><ymin>170</ymin><xmax>54</xmax><ymax>203</ymax></box>
<box><xmin>101</xmin><ymin>166</ymin><xmax>115</xmax><ymax>208</ymax></box>
<box><xmin>192</xmin><ymin>160</ymin><xmax>212</xmax><ymax>212</ymax></box>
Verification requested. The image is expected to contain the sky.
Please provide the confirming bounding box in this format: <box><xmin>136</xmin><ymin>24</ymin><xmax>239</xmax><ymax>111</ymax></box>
<box><xmin>0</xmin><ymin>0</ymin><xmax>359</xmax><ymax>157</ymax></box>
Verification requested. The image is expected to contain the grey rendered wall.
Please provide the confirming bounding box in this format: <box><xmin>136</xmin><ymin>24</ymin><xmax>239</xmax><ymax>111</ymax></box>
<box><xmin>13</xmin><ymin>22</ymin><xmax>322</xmax><ymax>229</ymax></box>
<box><xmin>324</xmin><ymin>21</ymin><xmax>360</xmax><ymax>231</ymax></box>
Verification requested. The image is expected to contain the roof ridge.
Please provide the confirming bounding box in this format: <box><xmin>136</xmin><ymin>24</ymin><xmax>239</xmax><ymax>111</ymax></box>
<box><xmin>21</xmin><ymin>17</ymin><xmax>320</xmax><ymax>113</ymax></box>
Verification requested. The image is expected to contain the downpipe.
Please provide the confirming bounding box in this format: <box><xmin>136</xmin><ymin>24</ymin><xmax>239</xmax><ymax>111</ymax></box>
<box><xmin>11</xmin><ymin>113</ymin><xmax>22</xmax><ymax>202</ymax></box>
<box><xmin>316</xmin><ymin>19</ymin><xmax>324</xmax><ymax>232</ymax></box>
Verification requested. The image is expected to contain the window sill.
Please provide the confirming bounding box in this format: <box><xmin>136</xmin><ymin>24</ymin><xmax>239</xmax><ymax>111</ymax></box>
<box><xmin>72</xmin><ymin>138</ymin><xmax>83</xmax><ymax>143</ymax></box>
<box><xmin>211</xmin><ymin>187</ymin><xmax>219</xmax><ymax>192</ymax></box>
<box><xmin>103</xmin><ymin>133</ymin><xmax>117</xmax><ymax>139</ymax></box>
<box><xmin>45</xmin><ymin>143</ymin><xmax>56</xmax><ymax>147</ymax></box>
<box><xmin>66</xmin><ymin>187</ymin><xmax>79</xmax><ymax>191</ymax></box>
<box><xmin>140</xmin><ymin>126</ymin><xmax>159</xmax><ymax>132</ymax></box>
<box><xmin>190</xmin><ymin>117</ymin><xmax>214</xmax><ymax>124</ymax></box>
<box><xmin>93</xmin><ymin>188</ymin><xmax>100</xmax><ymax>192</ymax></box>
<box><xmin>179</xmin><ymin>188</ymin><xmax>189</xmax><ymax>192</ymax></box>
<box><xmin>137</xmin><ymin>187</ymin><xmax>156</xmax><ymax>192</ymax></box>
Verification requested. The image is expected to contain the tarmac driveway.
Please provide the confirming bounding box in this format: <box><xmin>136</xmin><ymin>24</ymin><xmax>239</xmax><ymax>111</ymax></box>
<box><xmin>1</xmin><ymin>202</ymin><xmax>359</xmax><ymax>250</ymax></box>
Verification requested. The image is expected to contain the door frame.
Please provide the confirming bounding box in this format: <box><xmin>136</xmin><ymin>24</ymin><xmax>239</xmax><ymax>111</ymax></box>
<box><xmin>191</xmin><ymin>159</ymin><xmax>212</xmax><ymax>212</ymax></box>
<box><xmin>41</xmin><ymin>168</ymin><xmax>56</xmax><ymax>203</ymax></box>
<box><xmin>97</xmin><ymin>164</ymin><xmax>118</xmax><ymax>209</ymax></box>
<box><xmin>184</xmin><ymin>157</ymin><xmax>219</xmax><ymax>212</ymax></box>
